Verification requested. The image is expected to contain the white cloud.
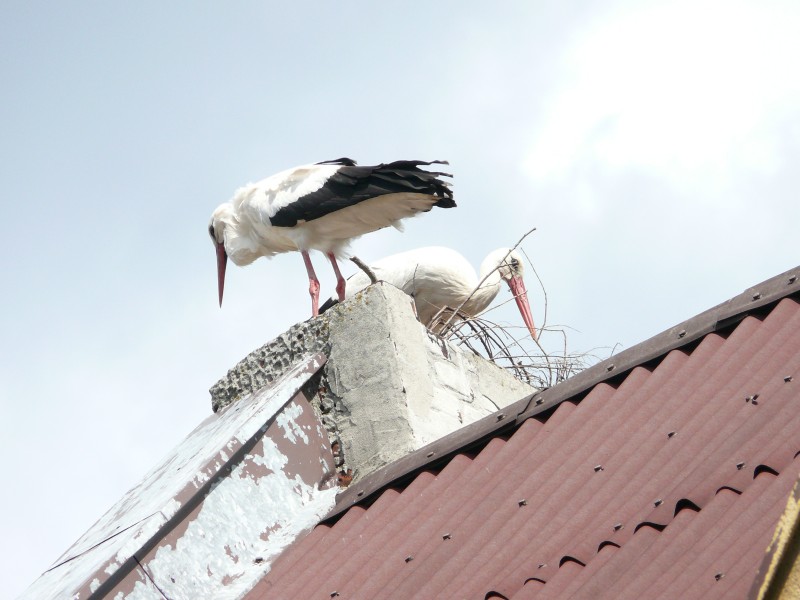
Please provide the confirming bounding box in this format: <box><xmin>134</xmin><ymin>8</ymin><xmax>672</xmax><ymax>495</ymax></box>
<box><xmin>522</xmin><ymin>0</ymin><xmax>800</xmax><ymax>199</ymax></box>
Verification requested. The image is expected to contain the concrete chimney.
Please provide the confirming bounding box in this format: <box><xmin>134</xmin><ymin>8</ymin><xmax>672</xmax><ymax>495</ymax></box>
<box><xmin>210</xmin><ymin>283</ymin><xmax>536</xmax><ymax>483</ymax></box>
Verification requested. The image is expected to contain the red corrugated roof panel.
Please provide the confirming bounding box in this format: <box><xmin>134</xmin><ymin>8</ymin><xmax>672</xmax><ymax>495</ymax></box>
<box><xmin>249</xmin><ymin>287</ymin><xmax>800</xmax><ymax>599</ymax></box>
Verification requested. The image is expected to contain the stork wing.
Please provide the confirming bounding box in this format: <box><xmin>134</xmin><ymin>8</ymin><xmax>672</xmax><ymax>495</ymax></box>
<box><xmin>269</xmin><ymin>160</ymin><xmax>454</xmax><ymax>227</ymax></box>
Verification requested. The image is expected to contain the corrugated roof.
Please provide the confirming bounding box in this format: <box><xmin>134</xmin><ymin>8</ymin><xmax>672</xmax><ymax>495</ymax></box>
<box><xmin>250</xmin><ymin>268</ymin><xmax>800</xmax><ymax>600</ymax></box>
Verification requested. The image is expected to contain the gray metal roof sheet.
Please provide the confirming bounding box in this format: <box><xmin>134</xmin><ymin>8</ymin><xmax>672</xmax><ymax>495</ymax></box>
<box><xmin>21</xmin><ymin>352</ymin><xmax>336</xmax><ymax>600</ymax></box>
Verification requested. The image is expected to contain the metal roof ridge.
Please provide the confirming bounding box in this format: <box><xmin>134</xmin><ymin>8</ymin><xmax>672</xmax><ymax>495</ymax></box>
<box><xmin>323</xmin><ymin>265</ymin><xmax>799</xmax><ymax>521</ymax></box>
<box><xmin>516</xmin><ymin>265</ymin><xmax>799</xmax><ymax>422</ymax></box>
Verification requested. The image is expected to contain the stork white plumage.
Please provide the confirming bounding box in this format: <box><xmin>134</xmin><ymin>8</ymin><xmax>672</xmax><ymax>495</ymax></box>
<box><xmin>208</xmin><ymin>158</ymin><xmax>454</xmax><ymax>316</ymax></box>
<box><xmin>319</xmin><ymin>246</ymin><xmax>538</xmax><ymax>340</ymax></box>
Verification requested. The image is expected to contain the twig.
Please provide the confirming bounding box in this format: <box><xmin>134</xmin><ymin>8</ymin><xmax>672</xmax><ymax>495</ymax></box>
<box><xmin>522</xmin><ymin>247</ymin><xmax>548</xmax><ymax>336</ymax></box>
<box><xmin>442</xmin><ymin>311</ymin><xmax>611</xmax><ymax>389</ymax></box>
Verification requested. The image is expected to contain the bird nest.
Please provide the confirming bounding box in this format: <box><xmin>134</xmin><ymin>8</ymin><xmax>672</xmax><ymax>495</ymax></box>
<box><xmin>429</xmin><ymin>233</ymin><xmax>614</xmax><ymax>390</ymax></box>
<box><xmin>438</xmin><ymin>314</ymin><xmax>603</xmax><ymax>390</ymax></box>
<box><xmin>349</xmin><ymin>228</ymin><xmax>615</xmax><ymax>390</ymax></box>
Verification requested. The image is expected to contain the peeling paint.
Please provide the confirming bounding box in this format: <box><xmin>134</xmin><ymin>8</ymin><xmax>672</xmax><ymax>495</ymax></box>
<box><xmin>138</xmin><ymin>435</ymin><xmax>337</xmax><ymax>599</ymax></box>
<box><xmin>277</xmin><ymin>401</ymin><xmax>309</xmax><ymax>444</ymax></box>
<box><xmin>159</xmin><ymin>498</ymin><xmax>181</xmax><ymax>521</ymax></box>
<box><xmin>19</xmin><ymin>354</ymin><xmax>329</xmax><ymax>600</ymax></box>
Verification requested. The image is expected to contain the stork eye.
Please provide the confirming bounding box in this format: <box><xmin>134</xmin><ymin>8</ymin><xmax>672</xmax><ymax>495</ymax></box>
<box><xmin>208</xmin><ymin>224</ymin><xmax>215</xmax><ymax>239</ymax></box>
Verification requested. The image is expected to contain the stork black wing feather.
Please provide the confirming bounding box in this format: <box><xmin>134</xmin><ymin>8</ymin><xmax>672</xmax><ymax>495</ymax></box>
<box><xmin>315</xmin><ymin>157</ymin><xmax>358</xmax><ymax>167</ymax></box>
<box><xmin>270</xmin><ymin>160</ymin><xmax>454</xmax><ymax>227</ymax></box>
<box><xmin>318</xmin><ymin>297</ymin><xmax>339</xmax><ymax>314</ymax></box>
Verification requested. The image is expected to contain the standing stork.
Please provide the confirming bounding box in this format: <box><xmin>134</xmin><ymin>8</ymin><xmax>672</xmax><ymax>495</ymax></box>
<box><xmin>208</xmin><ymin>158</ymin><xmax>454</xmax><ymax>316</ymax></box>
<box><xmin>319</xmin><ymin>247</ymin><xmax>538</xmax><ymax>340</ymax></box>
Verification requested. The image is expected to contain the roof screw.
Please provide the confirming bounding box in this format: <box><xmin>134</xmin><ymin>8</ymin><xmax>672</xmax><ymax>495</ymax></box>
<box><xmin>606</xmin><ymin>364</ymin><xmax>615</xmax><ymax>372</ymax></box>
<box><xmin>426</xmin><ymin>452</ymin><xmax>435</xmax><ymax>458</ymax></box>
<box><xmin>785</xmin><ymin>376</ymin><xmax>794</xmax><ymax>383</ymax></box>
<box><xmin>405</xmin><ymin>555</ymin><xmax>414</xmax><ymax>563</ymax></box>
<box><xmin>442</xmin><ymin>533</ymin><xmax>452</xmax><ymax>540</ymax></box>
<box><xmin>535</xmin><ymin>397</ymin><xmax>544</xmax><ymax>405</ymax></box>
<box><xmin>736</xmin><ymin>461</ymin><xmax>746</xmax><ymax>470</ymax></box>
<box><xmin>613</xmin><ymin>523</ymin><xmax>623</xmax><ymax>531</ymax></box>
<box><xmin>496</xmin><ymin>413</ymin><xmax>506</xmax><ymax>421</ymax></box>
<box><xmin>667</xmin><ymin>431</ymin><xmax>676</xmax><ymax>438</ymax></box>
<box><xmin>752</xmin><ymin>292</ymin><xmax>762</xmax><ymax>301</ymax></box>
<box><xmin>594</xmin><ymin>465</ymin><xmax>604</xmax><ymax>472</ymax></box>
<box><xmin>331</xmin><ymin>592</ymin><xmax>340</xmax><ymax>598</ymax></box>
<box><xmin>654</xmin><ymin>499</ymin><xmax>663</xmax><ymax>507</ymax></box>
<box><xmin>518</xmin><ymin>499</ymin><xmax>528</xmax><ymax>507</ymax></box>
<box><xmin>356</xmin><ymin>490</ymin><xmax>364</xmax><ymax>497</ymax></box>
<box><xmin>678</xmin><ymin>329</ymin><xmax>686</xmax><ymax>338</ymax></box>
<box><xmin>789</xmin><ymin>275</ymin><xmax>797</xmax><ymax>284</ymax></box>
<box><xmin>714</xmin><ymin>572</ymin><xmax>724</xmax><ymax>581</ymax></box>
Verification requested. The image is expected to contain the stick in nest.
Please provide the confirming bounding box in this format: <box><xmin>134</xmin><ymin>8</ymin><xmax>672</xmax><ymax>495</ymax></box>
<box><xmin>446</xmin><ymin>315</ymin><xmax>594</xmax><ymax>389</ymax></box>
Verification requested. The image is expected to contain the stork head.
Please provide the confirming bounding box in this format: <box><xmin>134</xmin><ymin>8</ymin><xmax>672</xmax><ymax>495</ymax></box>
<box><xmin>208</xmin><ymin>205</ymin><xmax>231</xmax><ymax>307</ymax></box>
<box><xmin>486</xmin><ymin>248</ymin><xmax>538</xmax><ymax>341</ymax></box>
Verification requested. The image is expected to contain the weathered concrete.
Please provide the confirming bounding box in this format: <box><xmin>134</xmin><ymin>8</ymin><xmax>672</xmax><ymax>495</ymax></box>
<box><xmin>210</xmin><ymin>283</ymin><xmax>536</xmax><ymax>483</ymax></box>
<box><xmin>210</xmin><ymin>317</ymin><xmax>330</xmax><ymax>411</ymax></box>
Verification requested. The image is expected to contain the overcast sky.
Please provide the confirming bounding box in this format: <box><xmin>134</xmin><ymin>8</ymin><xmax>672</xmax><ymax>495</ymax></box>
<box><xmin>3</xmin><ymin>1</ymin><xmax>799</xmax><ymax>595</ymax></box>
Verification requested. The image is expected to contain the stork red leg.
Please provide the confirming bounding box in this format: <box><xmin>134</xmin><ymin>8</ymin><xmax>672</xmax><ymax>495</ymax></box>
<box><xmin>301</xmin><ymin>251</ymin><xmax>321</xmax><ymax>316</ymax></box>
<box><xmin>327</xmin><ymin>253</ymin><xmax>346</xmax><ymax>302</ymax></box>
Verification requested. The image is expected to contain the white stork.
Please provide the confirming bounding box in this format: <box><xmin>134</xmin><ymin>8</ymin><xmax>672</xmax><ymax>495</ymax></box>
<box><xmin>319</xmin><ymin>246</ymin><xmax>538</xmax><ymax>340</ymax></box>
<box><xmin>208</xmin><ymin>158</ymin><xmax>454</xmax><ymax>316</ymax></box>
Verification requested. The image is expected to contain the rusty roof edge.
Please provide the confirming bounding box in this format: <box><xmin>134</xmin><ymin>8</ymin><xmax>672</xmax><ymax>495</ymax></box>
<box><xmin>515</xmin><ymin>265</ymin><xmax>799</xmax><ymax>422</ymax></box>
<box><xmin>323</xmin><ymin>266</ymin><xmax>798</xmax><ymax>521</ymax></box>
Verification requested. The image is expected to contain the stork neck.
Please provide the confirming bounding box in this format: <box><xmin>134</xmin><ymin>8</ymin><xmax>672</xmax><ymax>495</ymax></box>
<box><xmin>224</xmin><ymin>220</ymin><xmax>262</xmax><ymax>266</ymax></box>
<box><xmin>463</xmin><ymin>267</ymin><xmax>502</xmax><ymax>315</ymax></box>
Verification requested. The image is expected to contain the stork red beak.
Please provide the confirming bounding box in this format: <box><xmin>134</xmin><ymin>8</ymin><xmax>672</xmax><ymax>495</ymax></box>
<box><xmin>506</xmin><ymin>276</ymin><xmax>538</xmax><ymax>341</ymax></box>
<box><xmin>216</xmin><ymin>241</ymin><xmax>227</xmax><ymax>307</ymax></box>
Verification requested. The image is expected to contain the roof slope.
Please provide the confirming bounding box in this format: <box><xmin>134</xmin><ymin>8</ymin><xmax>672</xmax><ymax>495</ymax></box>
<box><xmin>21</xmin><ymin>353</ymin><xmax>337</xmax><ymax>600</ymax></box>
<box><xmin>250</xmin><ymin>270</ymin><xmax>800</xmax><ymax>600</ymax></box>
